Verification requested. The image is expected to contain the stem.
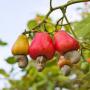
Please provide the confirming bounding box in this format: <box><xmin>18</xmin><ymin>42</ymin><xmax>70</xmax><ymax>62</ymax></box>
<box><xmin>53</xmin><ymin>0</ymin><xmax>90</xmax><ymax>10</ymax></box>
<box><xmin>61</xmin><ymin>9</ymin><xmax>77</xmax><ymax>39</ymax></box>
<box><xmin>61</xmin><ymin>17</ymin><xmax>64</xmax><ymax>27</ymax></box>
<box><xmin>59</xmin><ymin>23</ymin><xmax>71</xmax><ymax>26</ymax></box>
<box><xmin>82</xmin><ymin>47</ymin><xmax>90</xmax><ymax>50</ymax></box>
<box><xmin>45</xmin><ymin>20</ymin><xmax>72</xmax><ymax>26</ymax></box>
<box><xmin>81</xmin><ymin>48</ymin><xmax>86</xmax><ymax>61</ymax></box>
<box><xmin>55</xmin><ymin>17</ymin><xmax>63</xmax><ymax>29</ymax></box>
<box><xmin>23</xmin><ymin>29</ymin><xmax>38</xmax><ymax>34</ymax></box>
<box><xmin>50</xmin><ymin>0</ymin><xmax>53</xmax><ymax>10</ymax></box>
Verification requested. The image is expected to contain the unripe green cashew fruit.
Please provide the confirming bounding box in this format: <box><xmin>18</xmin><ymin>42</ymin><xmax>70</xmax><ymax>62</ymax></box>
<box><xmin>81</xmin><ymin>62</ymin><xmax>89</xmax><ymax>73</ymax></box>
<box><xmin>29</xmin><ymin>32</ymin><xmax>55</xmax><ymax>71</ymax></box>
<box><xmin>12</xmin><ymin>34</ymin><xmax>29</xmax><ymax>55</ymax></box>
<box><xmin>15</xmin><ymin>55</ymin><xmax>28</xmax><ymax>68</ymax></box>
<box><xmin>54</xmin><ymin>30</ymin><xmax>80</xmax><ymax>54</ymax></box>
<box><xmin>61</xmin><ymin>65</ymin><xmax>71</xmax><ymax>76</ymax></box>
<box><xmin>64</xmin><ymin>50</ymin><xmax>81</xmax><ymax>64</ymax></box>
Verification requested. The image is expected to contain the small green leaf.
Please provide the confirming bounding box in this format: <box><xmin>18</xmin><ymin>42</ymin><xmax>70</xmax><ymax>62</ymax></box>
<box><xmin>56</xmin><ymin>25</ymin><xmax>61</xmax><ymax>30</ymax></box>
<box><xmin>6</xmin><ymin>56</ymin><xmax>17</xmax><ymax>64</ymax></box>
<box><xmin>27</xmin><ymin>20</ymin><xmax>37</xmax><ymax>30</ymax></box>
<box><xmin>0</xmin><ymin>40</ymin><xmax>7</xmax><ymax>46</ymax></box>
<box><xmin>0</xmin><ymin>69</ymin><xmax>9</xmax><ymax>77</ymax></box>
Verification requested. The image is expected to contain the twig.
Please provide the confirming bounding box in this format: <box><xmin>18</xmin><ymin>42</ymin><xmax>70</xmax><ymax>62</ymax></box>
<box><xmin>61</xmin><ymin>8</ymin><xmax>78</xmax><ymax>39</ymax></box>
<box><xmin>55</xmin><ymin>17</ymin><xmax>63</xmax><ymax>29</ymax></box>
<box><xmin>23</xmin><ymin>0</ymin><xmax>90</xmax><ymax>34</ymax></box>
<box><xmin>53</xmin><ymin>0</ymin><xmax>90</xmax><ymax>10</ymax></box>
<box><xmin>45</xmin><ymin>19</ymin><xmax>72</xmax><ymax>26</ymax></box>
<box><xmin>81</xmin><ymin>48</ymin><xmax>86</xmax><ymax>61</ymax></box>
<box><xmin>50</xmin><ymin>0</ymin><xmax>53</xmax><ymax>10</ymax></box>
<box><xmin>61</xmin><ymin>16</ymin><xmax>64</xmax><ymax>27</ymax></box>
<box><xmin>59</xmin><ymin>23</ymin><xmax>71</xmax><ymax>26</ymax></box>
<box><xmin>23</xmin><ymin>29</ymin><xmax>38</xmax><ymax>34</ymax></box>
<box><xmin>23</xmin><ymin>10</ymin><xmax>52</xmax><ymax>34</ymax></box>
<box><xmin>82</xmin><ymin>46</ymin><xmax>90</xmax><ymax>51</ymax></box>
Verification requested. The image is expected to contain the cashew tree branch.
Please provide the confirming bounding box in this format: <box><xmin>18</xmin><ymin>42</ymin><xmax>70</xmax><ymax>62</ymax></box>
<box><xmin>23</xmin><ymin>0</ymin><xmax>90</xmax><ymax>34</ymax></box>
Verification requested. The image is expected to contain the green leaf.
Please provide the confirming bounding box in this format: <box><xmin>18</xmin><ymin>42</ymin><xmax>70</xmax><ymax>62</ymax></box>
<box><xmin>75</xmin><ymin>23</ymin><xmax>90</xmax><ymax>39</ymax></box>
<box><xmin>74</xmin><ymin>15</ymin><xmax>90</xmax><ymax>36</ymax></box>
<box><xmin>74</xmin><ymin>15</ymin><xmax>90</xmax><ymax>50</ymax></box>
<box><xmin>0</xmin><ymin>40</ymin><xmax>7</xmax><ymax>46</ymax></box>
<box><xmin>27</xmin><ymin>20</ymin><xmax>37</xmax><ymax>30</ymax></box>
<box><xmin>46</xmin><ymin>82</ymin><xmax>54</xmax><ymax>90</ymax></box>
<box><xmin>82</xmin><ymin>72</ymin><xmax>90</xmax><ymax>80</ymax></box>
<box><xmin>0</xmin><ymin>69</ymin><xmax>9</xmax><ymax>77</ymax></box>
<box><xmin>46</xmin><ymin>58</ymin><xmax>57</xmax><ymax>67</ymax></box>
<box><xmin>27</xmin><ymin>15</ymin><xmax>53</xmax><ymax>31</ymax></box>
<box><xmin>45</xmin><ymin>23</ymin><xmax>55</xmax><ymax>33</ymax></box>
<box><xmin>64</xmin><ymin>25</ymin><xmax>71</xmax><ymax>33</ymax></box>
<box><xmin>6</xmin><ymin>56</ymin><xmax>17</xmax><ymax>64</ymax></box>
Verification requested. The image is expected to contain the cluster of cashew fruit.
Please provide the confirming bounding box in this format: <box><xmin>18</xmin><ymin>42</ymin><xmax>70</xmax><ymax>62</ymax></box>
<box><xmin>12</xmin><ymin>30</ymin><xmax>81</xmax><ymax>75</ymax></box>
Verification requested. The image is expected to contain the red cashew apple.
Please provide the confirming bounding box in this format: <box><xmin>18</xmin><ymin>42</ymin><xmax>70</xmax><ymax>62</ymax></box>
<box><xmin>29</xmin><ymin>32</ymin><xmax>55</xmax><ymax>71</ymax></box>
<box><xmin>54</xmin><ymin>30</ymin><xmax>80</xmax><ymax>54</ymax></box>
